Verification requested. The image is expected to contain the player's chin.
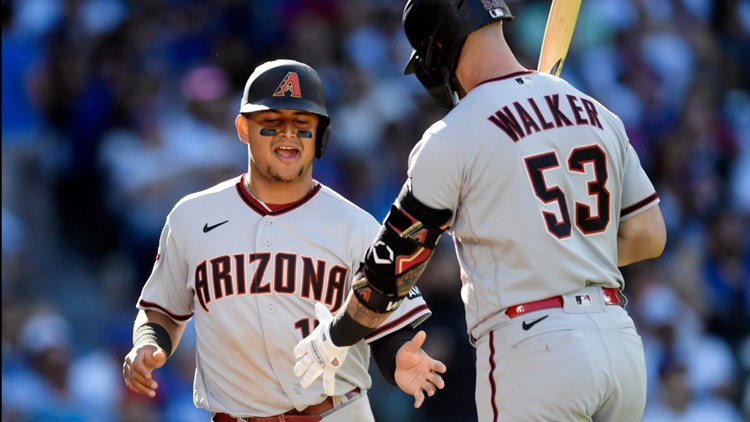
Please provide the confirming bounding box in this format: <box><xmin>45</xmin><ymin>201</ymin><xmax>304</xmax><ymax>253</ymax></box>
<box><xmin>268</xmin><ymin>164</ymin><xmax>310</xmax><ymax>183</ymax></box>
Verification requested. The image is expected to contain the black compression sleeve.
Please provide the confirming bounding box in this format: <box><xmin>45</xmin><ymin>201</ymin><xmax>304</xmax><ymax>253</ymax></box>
<box><xmin>329</xmin><ymin>311</ymin><xmax>375</xmax><ymax>347</ymax></box>
<box><xmin>370</xmin><ymin>325</ymin><xmax>417</xmax><ymax>386</ymax></box>
<box><xmin>133</xmin><ymin>322</ymin><xmax>173</xmax><ymax>358</ymax></box>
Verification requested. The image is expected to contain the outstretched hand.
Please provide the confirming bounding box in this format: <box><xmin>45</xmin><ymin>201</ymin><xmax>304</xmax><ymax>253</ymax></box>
<box><xmin>394</xmin><ymin>330</ymin><xmax>447</xmax><ymax>408</ymax></box>
<box><xmin>122</xmin><ymin>344</ymin><xmax>168</xmax><ymax>398</ymax></box>
<box><xmin>294</xmin><ymin>302</ymin><xmax>351</xmax><ymax>396</ymax></box>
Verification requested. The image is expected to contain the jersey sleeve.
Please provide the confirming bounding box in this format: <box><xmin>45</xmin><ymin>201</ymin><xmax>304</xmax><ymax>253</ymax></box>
<box><xmin>363</xmin><ymin>286</ymin><xmax>431</xmax><ymax>344</ymax></box>
<box><xmin>407</xmin><ymin>131</ymin><xmax>466</xmax><ymax>220</ymax></box>
<box><xmin>357</xmin><ymin>130</ymin><xmax>453</xmax><ymax>343</ymax></box>
<box><xmin>620</xmin><ymin>143</ymin><xmax>660</xmax><ymax>221</ymax></box>
<box><xmin>136</xmin><ymin>217</ymin><xmax>194</xmax><ymax>324</ymax></box>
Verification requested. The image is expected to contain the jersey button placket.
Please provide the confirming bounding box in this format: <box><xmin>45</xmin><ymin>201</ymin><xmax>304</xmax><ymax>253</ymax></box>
<box><xmin>260</xmin><ymin>217</ymin><xmax>272</xmax><ymax>246</ymax></box>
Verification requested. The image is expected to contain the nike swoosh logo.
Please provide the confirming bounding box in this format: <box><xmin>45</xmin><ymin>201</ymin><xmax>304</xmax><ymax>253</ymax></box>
<box><xmin>521</xmin><ymin>314</ymin><xmax>549</xmax><ymax>331</ymax></box>
<box><xmin>203</xmin><ymin>220</ymin><xmax>229</xmax><ymax>233</ymax></box>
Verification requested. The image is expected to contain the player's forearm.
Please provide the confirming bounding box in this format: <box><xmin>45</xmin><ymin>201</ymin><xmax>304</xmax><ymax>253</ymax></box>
<box><xmin>345</xmin><ymin>290</ymin><xmax>394</xmax><ymax>328</ymax></box>
<box><xmin>329</xmin><ymin>291</ymin><xmax>394</xmax><ymax>347</ymax></box>
<box><xmin>134</xmin><ymin>310</ymin><xmax>187</xmax><ymax>354</ymax></box>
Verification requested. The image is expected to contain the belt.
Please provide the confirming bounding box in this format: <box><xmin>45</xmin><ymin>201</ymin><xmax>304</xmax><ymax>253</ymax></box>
<box><xmin>213</xmin><ymin>388</ymin><xmax>361</xmax><ymax>422</ymax></box>
<box><xmin>505</xmin><ymin>287</ymin><xmax>622</xmax><ymax>318</ymax></box>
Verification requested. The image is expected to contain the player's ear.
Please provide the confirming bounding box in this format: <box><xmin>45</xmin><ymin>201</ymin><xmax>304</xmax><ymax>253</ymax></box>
<box><xmin>235</xmin><ymin>114</ymin><xmax>250</xmax><ymax>145</ymax></box>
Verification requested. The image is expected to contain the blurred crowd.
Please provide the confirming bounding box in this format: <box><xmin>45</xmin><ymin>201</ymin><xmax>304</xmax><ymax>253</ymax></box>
<box><xmin>2</xmin><ymin>0</ymin><xmax>748</xmax><ymax>421</ymax></box>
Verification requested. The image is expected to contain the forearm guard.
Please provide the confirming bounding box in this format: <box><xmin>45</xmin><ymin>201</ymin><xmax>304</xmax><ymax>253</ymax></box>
<box><xmin>353</xmin><ymin>184</ymin><xmax>452</xmax><ymax>313</ymax></box>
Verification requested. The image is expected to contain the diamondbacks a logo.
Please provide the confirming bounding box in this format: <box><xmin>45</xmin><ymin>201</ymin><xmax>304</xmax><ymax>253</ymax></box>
<box><xmin>357</xmin><ymin>286</ymin><xmax>372</xmax><ymax>302</ymax></box>
<box><xmin>273</xmin><ymin>72</ymin><xmax>302</xmax><ymax>98</ymax></box>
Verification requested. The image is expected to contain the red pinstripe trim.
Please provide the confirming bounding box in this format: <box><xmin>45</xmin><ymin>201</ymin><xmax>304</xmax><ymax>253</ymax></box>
<box><xmin>236</xmin><ymin>181</ymin><xmax>269</xmax><ymax>216</ymax></box>
<box><xmin>138</xmin><ymin>299</ymin><xmax>193</xmax><ymax>321</ymax></box>
<box><xmin>236</xmin><ymin>173</ymin><xmax>321</xmax><ymax>216</ymax></box>
<box><xmin>489</xmin><ymin>330</ymin><xmax>499</xmax><ymax>421</ymax></box>
<box><xmin>621</xmin><ymin>193</ymin><xmax>658</xmax><ymax>217</ymax></box>
<box><xmin>364</xmin><ymin>304</ymin><xmax>430</xmax><ymax>340</ymax></box>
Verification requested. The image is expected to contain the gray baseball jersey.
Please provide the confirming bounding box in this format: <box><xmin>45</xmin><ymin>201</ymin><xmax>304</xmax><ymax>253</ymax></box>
<box><xmin>407</xmin><ymin>71</ymin><xmax>659</xmax><ymax>341</ymax></box>
<box><xmin>137</xmin><ymin>174</ymin><xmax>431</xmax><ymax>416</ymax></box>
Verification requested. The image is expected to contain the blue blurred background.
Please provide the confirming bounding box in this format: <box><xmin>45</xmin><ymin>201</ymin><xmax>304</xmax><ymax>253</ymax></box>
<box><xmin>2</xmin><ymin>0</ymin><xmax>748</xmax><ymax>421</ymax></box>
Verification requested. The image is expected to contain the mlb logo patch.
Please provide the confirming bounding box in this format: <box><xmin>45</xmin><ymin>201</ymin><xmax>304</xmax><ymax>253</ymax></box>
<box><xmin>575</xmin><ymin>294</ymin><xmax>592</xmax><ymax>306</ymax></box>
<box><xmin>515</xmin><ymin>76</ymin><xmax>534</xmax><ymax>85</ymax></box>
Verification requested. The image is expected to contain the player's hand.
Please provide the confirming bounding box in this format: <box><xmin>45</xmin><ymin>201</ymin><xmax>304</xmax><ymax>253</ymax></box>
<box><xmin>294</xmin><ymin>302</ymin><xmax>350</xmax><ymax>396</ymax></box>
<box><xmin>122</xmin><ymin>344</ymin><xmax>168</xmax><ymax>398</ymax></box>
<box><xmin>394</xmin><ymin>330</ymin><xmax>447</xmax><ymax>408</ymax></box>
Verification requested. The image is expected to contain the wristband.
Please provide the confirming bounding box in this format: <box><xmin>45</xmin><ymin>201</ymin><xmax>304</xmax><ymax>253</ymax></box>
<box><xmin>329</xmin><ymin>311</ymin><xmax>374</xmax><ymax>347</ymax></box>
<box><xmin>133</xmin><ymin>322</ymin><xmax>173</xmax><ymax>358</ymax></box>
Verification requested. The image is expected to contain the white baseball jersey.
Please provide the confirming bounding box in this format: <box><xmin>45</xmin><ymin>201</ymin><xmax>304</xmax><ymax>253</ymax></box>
<box><xmin>137</xmin><ymin>174</ymin><xmax>431</xmax><ymax>417</ymax></box>
<box><xmin>407</xmin><ymin>71</ymin><xmax>659</xmax><ymax>341</ymax></box>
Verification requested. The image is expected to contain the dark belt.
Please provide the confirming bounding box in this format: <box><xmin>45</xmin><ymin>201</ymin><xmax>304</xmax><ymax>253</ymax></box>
<box><xmin>213</xmin><ymin>388</ymin><xmax>361</xmax><ymax>422</ymax></box>
<box><xmin>505</xmin><ymin>287</ymin><xmax>623</xmax><ymax>318</ymax></box>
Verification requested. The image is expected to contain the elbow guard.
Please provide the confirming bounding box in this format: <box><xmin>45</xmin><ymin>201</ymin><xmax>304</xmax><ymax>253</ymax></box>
<box><xmin>353</xmin><ymin>184</ymin><xmax>452</xmax><ymax>313</ymax></box>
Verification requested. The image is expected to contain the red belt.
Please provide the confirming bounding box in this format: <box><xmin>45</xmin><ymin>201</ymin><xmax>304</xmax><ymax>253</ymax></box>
<box><xmin>213</xmin><ymin>388</ymin><xmax>361</xmax><ymax>422</ymax></box>
<box><xmin>505</xmin><ymin>287</ymin><xmax>622</xmax><ymax>318</ymax></box>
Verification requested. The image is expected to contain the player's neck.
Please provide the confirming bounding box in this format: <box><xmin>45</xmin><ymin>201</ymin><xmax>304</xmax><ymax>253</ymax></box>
<box><xmin>244</xmin><ymin>173</ymin><xmax>315</xmax><ymax>205</ymax></box>
<box><xmin>456</xmin><ymin>24</ymin><xmax>526</xmax><ymax>93</ymax></box>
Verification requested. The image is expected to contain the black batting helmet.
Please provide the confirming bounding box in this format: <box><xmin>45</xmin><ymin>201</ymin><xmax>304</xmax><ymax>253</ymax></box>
<box><xmin>240</xmin><ymin>59</ymin><xmax>331</xmax><ymax>159</ymax></box>
<box><xmin>403</xmin><ymin>0</ymin><xmax>514</xmax><ymax>109</ymax></box>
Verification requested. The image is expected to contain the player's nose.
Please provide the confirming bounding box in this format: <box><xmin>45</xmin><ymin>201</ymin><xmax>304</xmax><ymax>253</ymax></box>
<box><xmin>277</xmin><ymin>122</ymin><xmax>296</xmax><ymax>138</ymax></box>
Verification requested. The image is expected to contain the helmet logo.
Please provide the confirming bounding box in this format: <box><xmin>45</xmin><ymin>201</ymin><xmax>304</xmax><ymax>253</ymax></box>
<box><xmin>481</xmin><ymin>0</ymin><xmax>502</xmax><ymax>9</ymax></box>
<box><xmin>273</xmin><ymin>72</ymin><xmax>302</xmax><ymax>98</ymax></box>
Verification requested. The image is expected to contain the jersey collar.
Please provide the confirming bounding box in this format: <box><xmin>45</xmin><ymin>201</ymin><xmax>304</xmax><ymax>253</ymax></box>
<box><xmin>474</xmin><ymin>69</ymin><xmax>537</xmax><ymax>89</ymax></box>
<box><xmin>236</xmin><ymin>173</ymin><xmax>321</xmax><ymax>216</ymax></box>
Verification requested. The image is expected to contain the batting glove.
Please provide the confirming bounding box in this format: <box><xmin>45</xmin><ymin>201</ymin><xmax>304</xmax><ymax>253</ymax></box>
<box><xmin>294</xmin><ymin>302</ymin><xmax>350</xmax><ymax>396</ymax></box>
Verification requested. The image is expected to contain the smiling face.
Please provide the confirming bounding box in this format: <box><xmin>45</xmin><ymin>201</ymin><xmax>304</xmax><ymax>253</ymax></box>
<box><xmin>236</xmin><ymin>109</ymin><xmax>318</xmax><ymax>186</ymax></box>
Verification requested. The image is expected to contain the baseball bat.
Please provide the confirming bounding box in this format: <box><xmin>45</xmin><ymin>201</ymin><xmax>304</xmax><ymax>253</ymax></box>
<box><xmin>537</xmin><ymin>0</ymin><xmax>582</xmax><ymax>76</ymax></box>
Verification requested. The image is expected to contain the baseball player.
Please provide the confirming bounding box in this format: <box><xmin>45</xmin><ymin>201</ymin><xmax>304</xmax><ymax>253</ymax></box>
<box><xmin>293</xmin><ymin>2</ymin><xmax>667</xmax><ymax>422</ymax></box>
<box><xmin>122</xmin><ymin>59</ymin><xmax>446</xmax><ymax>421</ymax></box>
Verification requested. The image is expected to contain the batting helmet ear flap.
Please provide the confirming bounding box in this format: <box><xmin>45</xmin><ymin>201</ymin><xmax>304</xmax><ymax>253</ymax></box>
<box><xmin>316</xmin><ymin>118</ymin><xmax>331</xmax><ymax>159</ymax></box>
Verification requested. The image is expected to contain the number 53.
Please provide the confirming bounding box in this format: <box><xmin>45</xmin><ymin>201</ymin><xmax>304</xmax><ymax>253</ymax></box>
<box><xmin>524</xmin><ymin>145</ymin><xmax>610</xmax><ymax>239</ymax></box>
